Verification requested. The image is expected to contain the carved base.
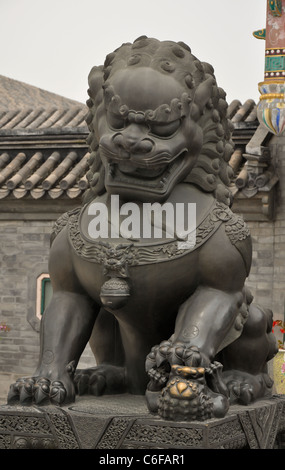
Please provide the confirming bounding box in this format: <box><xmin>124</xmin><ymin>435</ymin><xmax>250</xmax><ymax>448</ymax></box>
<box><xmin>0</xmin><ymin>394</ymin><xmax>285</xmax><ymax>449</ymax></box>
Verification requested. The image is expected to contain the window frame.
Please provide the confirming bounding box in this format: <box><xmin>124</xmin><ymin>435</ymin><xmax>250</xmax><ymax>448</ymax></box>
<box><xmin>36</xmin><ymin>273</ymin><xmax>52</xmax><ymax>320</ymax></box>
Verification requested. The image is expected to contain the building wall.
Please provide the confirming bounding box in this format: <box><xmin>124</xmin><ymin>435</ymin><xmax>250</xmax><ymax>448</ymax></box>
<box><xmin>0</xmin><ymin>217</ymin><xmax>94</xmax><ymax>403</ymax></box>
<box><xmin>0</xmin><ymin>219</ymin><xmax>49</xmax><ymax>402</ymax></box>
<box><xmin>246</xmin><ymin>134</ymin><xmax>285</xmax><ymax>343</ymax></box>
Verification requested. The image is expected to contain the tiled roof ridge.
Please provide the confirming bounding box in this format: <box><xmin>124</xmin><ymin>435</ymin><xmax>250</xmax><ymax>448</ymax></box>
<box><xmin>0</xmin><ymin>75</ymin><xmax>85</xmax><ymax>108</ymax></box>
<box><xmin>0</xmin><ymin>105</ymin><xmax>88</xmax><ymax>131</ymax></box>
<box><xmin>0</xmin><ymin>149</ymin><xmax>90</xmax><ymax>201</ymax></box>
<box><xmin>227</xmin><ymin>99</ymin><xmax>257</xmax><ymax>124</ymax></box>
<box><xmin>0</xmin><ymin>75</ymin><xmax>88</xmax><ymax>131</ymax></box>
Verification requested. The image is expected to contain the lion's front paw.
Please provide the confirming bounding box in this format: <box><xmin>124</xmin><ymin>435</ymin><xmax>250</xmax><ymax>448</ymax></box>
<box><xmin>146</xmin><ymin>340</ymin><xmax>205</xmax><ymax>372</ymax></box>
<box><xmin>7</xmin><ymin>375</ymin><xmax>73</xmax><ymax>406</ymax></box>
<box><xmin>145</xmin><ymin>340</ymin><xmax>207</xmax><ymax>394</ymax></box>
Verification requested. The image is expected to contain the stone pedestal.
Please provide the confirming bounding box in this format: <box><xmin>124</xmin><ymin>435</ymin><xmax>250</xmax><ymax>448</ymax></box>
<box><xmin>0</xmin><ymin>394</ymin><xmax>285</xmax><ymax>449</ymax></box>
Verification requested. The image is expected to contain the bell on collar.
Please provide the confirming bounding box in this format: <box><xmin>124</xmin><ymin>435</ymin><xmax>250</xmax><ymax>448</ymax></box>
<box><xmin>100</xmin><ymin>277</ymin><xmax>130</xmax><ymax>309</ymax></box>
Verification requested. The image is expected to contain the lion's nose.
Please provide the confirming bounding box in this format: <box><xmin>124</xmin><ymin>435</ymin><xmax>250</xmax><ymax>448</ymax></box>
<box><xmin>112</xmin><ymin>124</ymin><xmax>154</xmax><ymax>154</ymax></box>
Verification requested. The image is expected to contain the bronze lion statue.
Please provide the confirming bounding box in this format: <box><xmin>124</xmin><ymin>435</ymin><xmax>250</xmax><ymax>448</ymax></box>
<box><xmin>8</xmin><ymin>37</ymin><xmax>277</xmax><ymax>421</ymax></box>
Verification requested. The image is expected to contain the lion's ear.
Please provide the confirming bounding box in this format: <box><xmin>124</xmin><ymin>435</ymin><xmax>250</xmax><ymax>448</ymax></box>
<box><xmin>192</xmin><ymin>76</ymin><xmax>215</xmax><ymax>115</ymax></box>
<box><xmin>88</xmin><ymin>66</ymin><xmax>104</xmax><ymax>99</ymax></box>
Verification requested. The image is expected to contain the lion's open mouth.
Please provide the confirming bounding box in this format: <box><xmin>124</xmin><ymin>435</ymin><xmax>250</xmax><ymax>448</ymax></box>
<box><xmin>117</xmin><ymin>161</ymin><xmax>166</xmax><ymax>179</ymax></box>
<box><xmin>108</xmin><ymin>154</ymin><xmax>186</xmax><ymax>190</ymax></box>
<box><xmin>100</xmin><ymin>147</ymin><xmax>189</xmax><ymax>193</ymax></box>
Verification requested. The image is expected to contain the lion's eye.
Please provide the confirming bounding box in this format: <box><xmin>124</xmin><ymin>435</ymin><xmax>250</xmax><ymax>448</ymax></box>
<box><xmin>107</xmin><ymin>112</ymin><xmax>124</xmax><ymax>130</ymax></box>
<box><xmin>149</xmin><ymin>119</ymin><xmax>180</xmax><ymax>138</ymax></box>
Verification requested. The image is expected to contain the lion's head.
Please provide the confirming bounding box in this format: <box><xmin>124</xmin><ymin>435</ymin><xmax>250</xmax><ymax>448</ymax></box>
<box><xmin>84</xmin><ymin>36</ymin><xmax>234</xmax><ymax>205</ymax></box>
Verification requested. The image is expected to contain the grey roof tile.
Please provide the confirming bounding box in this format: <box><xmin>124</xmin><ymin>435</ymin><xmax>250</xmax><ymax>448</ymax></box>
<box><xmin>0</xmin><ymin>75</ymin><xmax>88</xmax><ymax>132</ymax></box>
<box><xmin>0</xmin><ymin>149</ymin><xmax>90</xmax><ymax>200</ymax></box>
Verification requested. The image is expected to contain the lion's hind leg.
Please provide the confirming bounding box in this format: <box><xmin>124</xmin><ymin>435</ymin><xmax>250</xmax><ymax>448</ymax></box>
<box><xmin>219</xmin><ymin>303</ymin><xmax>278</xmax><ymax>405</ymax></box>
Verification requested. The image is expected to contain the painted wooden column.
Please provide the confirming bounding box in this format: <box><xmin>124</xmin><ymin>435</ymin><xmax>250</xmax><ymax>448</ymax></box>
<box><xmin>256</xmin><ymin>0</ymin><xmax>285</xmax><ymax>134</ymax></box>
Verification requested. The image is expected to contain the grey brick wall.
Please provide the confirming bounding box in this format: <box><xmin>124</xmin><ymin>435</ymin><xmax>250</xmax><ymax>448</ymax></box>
<box><xmin>0</xmin><ymin>220</ymin><xmax>47</xmax><ymax>374</ymax></box>
<box><xmin>0</xmin><ymin>220</ymin><xmax>47</xmax><ymax>402</ymax></box>
<box><xmin>0</xmin><ymin>217</ymin><xmax>94</xmax><ymax>403</ymax></box>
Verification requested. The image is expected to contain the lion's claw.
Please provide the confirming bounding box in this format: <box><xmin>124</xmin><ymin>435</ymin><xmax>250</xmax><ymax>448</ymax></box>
<box><xmin>34</xmin><ymin>379</ymin><xmax>51</xmax><ymax>406</ymax></box>
<box><xmin>7</xmin><ymin>378</ymin><xmax>26</xmax><ymax>404</ymax></box>
<box><xmin>8</xmin><ymin>376</ymin><xmax>71</xmax><ymax>406</ymax></box>
<box><xmin>146</xmin><ymin>339</ymin><xmax>204</xmax><ymax>373</ymax></box>
<box><xmin>50</xmin><ymin>381</ymin><xmax>66</xmax><ymax>405</ymax></box>
<box><xmin>19</xmin><ymin>378</ymin><xmax>36</xmax><ymax>405</ymax></box>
